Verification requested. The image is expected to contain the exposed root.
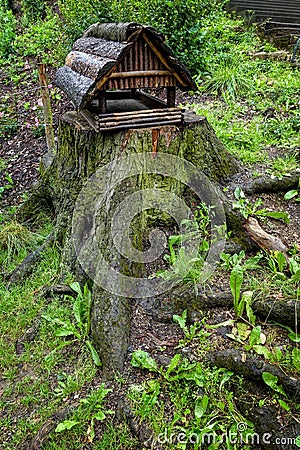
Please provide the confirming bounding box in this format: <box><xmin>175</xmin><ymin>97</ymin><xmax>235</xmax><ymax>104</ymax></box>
<box><xmin>6</xmin><ymin>232</ymin><xmax>54</xmax><ymax>283</ymax></box>
<box><xmin>206</xmin><ymin>348</ymin><xmax>300</xmax><ymax>399</ymax></box>
<box><xmin>242</xmin><ymin>171</ymin><xmax>300</xmax><ymax>195</ymax></box>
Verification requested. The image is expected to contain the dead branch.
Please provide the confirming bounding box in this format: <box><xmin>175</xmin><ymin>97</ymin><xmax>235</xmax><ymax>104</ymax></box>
<box><xmin>244</xmin><ymin>217</ymin><xmax>288</xmax><ymax>255</ymax></box>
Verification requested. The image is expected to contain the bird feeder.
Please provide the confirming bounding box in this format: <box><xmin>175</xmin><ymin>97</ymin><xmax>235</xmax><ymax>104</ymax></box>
<box><xmin>54</xmin><ymin>22</ymin><xmax>197</xmax><ymax>131</ymax></box>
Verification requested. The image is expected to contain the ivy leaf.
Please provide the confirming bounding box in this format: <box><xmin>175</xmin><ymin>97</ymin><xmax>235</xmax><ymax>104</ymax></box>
<box><xmin>257</xmin><ymin>210</ymin><xmax>290</xmax><ymax>224</ymax></box>
<box><xmin>278</xmin><ymin>399</ymin><xmax>290</xmax><ymax>411</ymax></box>
<box><xmin>94</xmin><ymin>411</ymin><xmax>106</xmax><ymax>421</ymax></box>
<box><xmin>55</xmin><ymin>322</ymin><xmax>79</xmax><ymax>338</ymax></box>
<box><xmin>245</xmin><ymin>325</ymin><xmax>261</xmax><ymax>350</ymax></box>
<box><xmin>165</xmin><ymin>354</ymin><xmax>181</xmax><ymax>377</ymax></box>
<box><xmin>284</xmin><ymin>189</ymin><xmax>298</xmax><ymax>200</ymax></box>
<box><xmin>73</xmin><ymin>297</ymin><xmax>82</xmax><ymax>325</ymax></box>
<box><xmin>230</xmin><ymin>265</ymin><xmax>243</xmax><ymax>304</ymax></box>
<box><xmin>253</xmin><ymin>345</ymin><xmax>272</xmax><ymax>360</ymax></box>
<box><xmin>70</xmin><ymin>281</ymin><xmax>82</xmax><ymax>295</ymax></box>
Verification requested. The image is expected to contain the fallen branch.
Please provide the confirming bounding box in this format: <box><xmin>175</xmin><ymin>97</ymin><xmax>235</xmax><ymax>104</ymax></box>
<box><xmin>244</xmin><ymin>217</ymin><xmax>288</xmax><ymax>255</ymax></box>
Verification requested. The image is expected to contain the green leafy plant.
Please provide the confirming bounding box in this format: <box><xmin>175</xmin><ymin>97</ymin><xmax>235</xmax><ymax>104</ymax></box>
<box><xmin>262</xmin><ymin>372</ymin><xmax>287</xmax><ymax>397</ymax></box>
<box><xmin>230</xmin><ymin>264</ymin><xmax>244</xmax><ymax>319</ymax></box>
<box><xmin>267</xmin><ymin>153</ymin><xmax>299</xmax><ymax>180</ymax></box>
<box><xmin>220</xmin><ymin>250</ymin><xmax>263</xmax><ymax>271</ymax></box>
<box><xmin>0</xmin><ymin>172</ymin><xmax>13</xmax><ymax>196</ymax></box>
<box><xmin>0</xmin><ymin>6</ymin><xmax>16</xmax><ymax>59</ymax></box>
<box><xmin>233</xmin><ymin>187</ymin><xmax>290</xmax><ymax>223</ymax></box>
<box><xmin>284</xmin><ymin>178</ymin><xmax>300</xmax><ymax>202</ymax></box>
<box><xmin>55</xmin><ymin>384</ymin><xmax>114</xmax><ymax>443</ymax></box>
<box><xmin>173</xmin><ymin>309</ymin><xmax>211</xmax><ymax>345</ymax></box>
<box><xmin>129</xmin><ymin>349</ymin><xmax>254</xmax><ymax>447</ymax></box>
<box><xmin>21</xmin><ymin>0</ymin><xmax>45</xmax><ymax>23</ymax></box>
<box><xmin>42</xmin><ymin>282</ymin><xmax>101</xmax><ymax>367</ymax></box>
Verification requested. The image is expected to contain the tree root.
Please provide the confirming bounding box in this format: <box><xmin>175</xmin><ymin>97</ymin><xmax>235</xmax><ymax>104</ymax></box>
<box><xmin>206</xmin><ymin>348</ymin><xmax>300</xmax><ymax>399</ymax></box>
<box><xmin>151</xmin><ymin>289</ymin><xmax>299</xmax><ymax>330</ymax></box>
<box><xmin>242</xmin><ymin>171</ymin><xmax>300</xmax><ymax>195</ymax></box>
<box><xmin>25</xmin><ymin>406</ymin><xmax>74</xmax><ymax>450</ymax></box>
<box><xmin>15</xmin><ymin>317</ymin><xmax>40</xmax><ymax>355</ymax></box>
<box><xmin>39</xmin><ymin>283</ymin><xmax>77</xmax><ymax>298</ymax></box>
<box><xmin>6</xmin><ymin>232</ymin><xmax>54</xmax><ymax>284</ymax></box>
<box><xmin>117</xmin><ymin>397</ymin><xmax>154</xmax><ymax>448</ymax></box>
<box><xmin>236</xmin><ymin>387</ymin><xmax>300</xmax><ymax>450</ymax></box>
<box><xmin>253</xmin><ymin>296</ymin><xmax>299</xmax><ymax>330</ymax></box>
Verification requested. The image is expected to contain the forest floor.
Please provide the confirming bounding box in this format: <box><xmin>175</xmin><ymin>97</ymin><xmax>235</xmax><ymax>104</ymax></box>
<box><xmin>0</xmin><ymin>61</ymin><xmax>300</xmax><ymax>449</ymax></box>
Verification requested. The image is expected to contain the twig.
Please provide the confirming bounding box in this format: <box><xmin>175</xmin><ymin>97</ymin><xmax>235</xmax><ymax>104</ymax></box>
<box><xmin>37</xmin><ymin>63</ymin><xmax>56</xmax><ymax>154</ymax></box>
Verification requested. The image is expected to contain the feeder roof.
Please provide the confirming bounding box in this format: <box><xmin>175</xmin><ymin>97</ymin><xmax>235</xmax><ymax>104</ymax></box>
<box><xmin>54</xmin><ymin>22</ymin><xmax>197</xmax><ymax>110</ymax></box>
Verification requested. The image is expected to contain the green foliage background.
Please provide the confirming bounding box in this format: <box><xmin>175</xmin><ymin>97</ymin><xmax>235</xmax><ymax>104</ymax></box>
<box><xmin>0</xmin><ymin>0</ymin><xmax>257</xmax><ymax>76</ymax></box>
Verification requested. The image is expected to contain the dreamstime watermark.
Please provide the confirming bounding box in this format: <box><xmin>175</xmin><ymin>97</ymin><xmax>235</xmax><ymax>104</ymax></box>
<box><xmin>156</xmin><ymin>423</ymin><xmax>299</xmax><ymax>447</ymax></box>
<box><xmin>72</xmin><ymin>152</ymin><xmax>226</xmax><ymax>298</ymax></box>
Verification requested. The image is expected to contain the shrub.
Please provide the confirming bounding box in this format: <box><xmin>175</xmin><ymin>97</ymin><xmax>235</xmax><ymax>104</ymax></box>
<box><xmin>0</xmin><ymin>6</ymin><xmax>16</xmax><ymax>59</ymax></box>
<box><xmin>21</xmin><ymin>0</ymin><xmax>45</xmax><ymax>23</ymax></box>
<box><xmin>13</xmin><ymin>12</ymin><xmax>67</xmax><ymax>64</ymax></box>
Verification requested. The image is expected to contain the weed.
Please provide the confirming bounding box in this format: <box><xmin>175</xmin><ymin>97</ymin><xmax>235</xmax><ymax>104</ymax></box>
<box><xmin>204</xmin><ymin>56</ymin><xmax>253</xmax><ymax>101</ymax></box>
<box><xmin>0</xmin><ymin>6</ymin><xmax>15</xmax><ymax>59</ymax></box>
<box><xmin>284</xmin><ymin>178</ymin><xmax>300</xmax><ymax>202</ymax></box>
<box><xmin>0</xmin><ymin>172</ymin><xmax>13</xmax><ymax>198</ymax></box>
<box><xmin>232</xmin><ymin>187</ymin><xmax>290</xmax><ymax>223</ymax></box>
<box><xmin>0</xmin><ymin>220</ymin><xmax>43</xmax><ymax>268</ymax></box>
<box><xmin>267</xmin><ymin>153</ymin><xmax>299</xmax><ymax>179</ymax></box>
<box><xmin>129</xmin><ymin>349</ymin><xmax>254</xmax><ymax>448</ymax></box>
<box><xmin>173</xmin><ymin>310</ymin><xmax>211</xmax><ymax>346</ymax></box>
<box><xmin>55</xmin><ymin>384</ymin><xmax>114</xmax><ymax>443</ymax></box>
<box><xmin>42</xmin><ymin>282</ymin><xmax>101</xmax><ymax>367</ymax></box>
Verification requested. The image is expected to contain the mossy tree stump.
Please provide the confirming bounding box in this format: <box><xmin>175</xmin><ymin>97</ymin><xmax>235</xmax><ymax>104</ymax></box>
<box><xmin>23</xmin><ymin>111</ymin><xmax>239</xmax><ymax>378</ymax></box>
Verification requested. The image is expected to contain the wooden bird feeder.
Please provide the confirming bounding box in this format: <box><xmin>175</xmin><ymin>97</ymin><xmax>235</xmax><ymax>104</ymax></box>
<box><xmin>54</xmin><ymin>22</ymin><xmax>197</xmax><ymax>131</ymax></box>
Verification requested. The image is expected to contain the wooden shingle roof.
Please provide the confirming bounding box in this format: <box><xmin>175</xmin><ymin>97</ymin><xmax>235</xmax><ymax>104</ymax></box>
<box><xmin>54</xmin><ymin>22</ymin><xmax>197</xmax><ymax>110</ymax></box>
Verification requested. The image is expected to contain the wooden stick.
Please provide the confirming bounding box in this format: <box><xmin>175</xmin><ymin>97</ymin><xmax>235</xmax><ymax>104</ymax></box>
<box><xmin>99</xmin><ymin>119</ymin><xmax>182</xmax><ymax>131</ymax></box>
<box><xmin>109</xmin><ymin>70</ymin><xmax>171</xmax><ymax>78</ymax></box>
<box><xmin>37</xmin><ymin>64</ymin><xmax>56</xmax><ymax>154</ymax></box>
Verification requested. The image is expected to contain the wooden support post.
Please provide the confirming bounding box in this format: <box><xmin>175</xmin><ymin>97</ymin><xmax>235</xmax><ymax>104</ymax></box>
<box><xmin>37</xmin><ymin>64</ymin><xmax>56</xmax><ymax>154</ymax></box>
<box><xmin>98</xmin><ymin>91</ymin><xmax>107</xmax><ymax>113</ymax></box>
<box><xmin>167</xmin><ymin>86</ymin><xmax>176</xmax><ymax>107</ymax></box>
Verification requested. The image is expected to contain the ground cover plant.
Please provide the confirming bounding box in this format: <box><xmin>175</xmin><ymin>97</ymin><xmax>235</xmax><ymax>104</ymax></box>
<box><xmin>0</xmin><ymin>0</ymin><xmax>299</xmax><ymax>448</ymax></box>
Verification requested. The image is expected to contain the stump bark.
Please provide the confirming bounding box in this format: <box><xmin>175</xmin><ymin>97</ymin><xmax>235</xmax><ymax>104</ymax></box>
<box><xmin>21</xmin><ymin>110</ymin><xmax>239</xmax><ymax>377</ymax></box>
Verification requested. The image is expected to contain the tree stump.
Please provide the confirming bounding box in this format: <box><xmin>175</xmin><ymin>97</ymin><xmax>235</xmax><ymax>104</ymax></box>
<box><xmin>21</xmin><ymin>110</ymin><xmax>239</xmax><ymax>378</ymax></box>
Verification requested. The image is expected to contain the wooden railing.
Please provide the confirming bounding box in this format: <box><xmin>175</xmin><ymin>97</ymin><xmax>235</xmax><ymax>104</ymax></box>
<box><xmin>228</xmin><ymin>0</ymin><xmax>300</xmax><ymax>27</ymax></box>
